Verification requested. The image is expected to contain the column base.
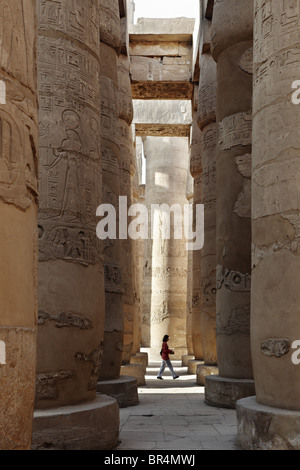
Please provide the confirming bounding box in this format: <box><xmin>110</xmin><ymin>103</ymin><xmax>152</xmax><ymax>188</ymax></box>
<box><xmin>236</xmin><ymin>396</ymin><xmax>300</xmax><ymax>450</ymax></box>
<box><xmin>32</xmin><ymin>393</ymin><xmax>119</xmax><ymax>450</ymax></box>
<box><xmin>196</xmin><ymin>364</ymin><xmax>219</xmax><ymax>385</ymax></box>
<box><xmin>182</xmin><ymin>354</ymin><xmax>194</xmax><ymax>367</ymax></box>
<box><xmin>120</xmin><ymin>363</ymin><xmax>145</xmax><ymax>386</ymax></box>
<box><xmin>130</xmin><ymin>353</ymin><xmax>148</xmax><ymax>374</ymax></box>
<box><xmin>205</xmin><ymin>375</ymin><xmax>255</xmax><ymax>409</ymax></box>
<box><xmin>97</xmin><ymin>376</ymin><xmax>138</xmax><ymax>408</ymax></box>
<box><xmin>188</xmin><ymin>359</ymin><xmax>204</xmax><ymax>374</ymax></box>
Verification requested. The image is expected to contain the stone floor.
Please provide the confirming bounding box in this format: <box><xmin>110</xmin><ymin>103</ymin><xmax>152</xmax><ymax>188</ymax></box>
<box><xmin>116</xmin><ymin>361</ymin><xmax>241</xmax><ymax>451</ymax></box>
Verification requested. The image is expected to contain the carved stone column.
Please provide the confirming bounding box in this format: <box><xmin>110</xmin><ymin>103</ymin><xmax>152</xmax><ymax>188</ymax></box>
<box><xmin>182</xmin><ymin>158</ymin><xmax>194</xmax><ymax>367</ymax></box>
<box><xmin>189</xmin><ymin>116</ymin><xmax>204</xmax><ymax>373</ymax></box>
<box><xmin>33</xmin><ymin>0</ymin><xmax>119</xmax><ymax>449</ymax></box>
<box><xmin>237</xmin><ymin>1</ymin><xmax>300</xmax><ymax>449</ymax></box>
<box><xmin>205</xmin><ymin>0</ymin><xmax>255</xmax><ymax>408</ymax></box>
<box><xmin>98</xmin><ymin>7</ymin><xmax>123</xmax><ymax>382</ymax></box>
<box><xmin>0</xmin><ymin>0</ymin><xmax>38</xmax><ymax>449</ymax></box>
<box><xmin>196</xmin><ymin>36</ymin><xmax>218</xmax><ymax>384</ymax></box>
<box><xmin>144</xmin><ymin>136</ymin><xmax>189</xmax><ymax>361</ymax></box>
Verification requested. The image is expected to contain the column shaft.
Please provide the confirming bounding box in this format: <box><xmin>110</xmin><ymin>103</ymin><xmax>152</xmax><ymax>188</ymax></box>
<box><xmin>0</xmin><ymin>0</ymin><xmax>38</xmax><ymax>449</ymax></box>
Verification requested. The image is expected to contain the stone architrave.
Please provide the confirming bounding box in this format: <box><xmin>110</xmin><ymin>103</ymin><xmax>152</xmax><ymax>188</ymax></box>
<box><xmin>205</xmin><ymin>0</ymin><xmax>255</xmax><ymax>408</ymax></box>
<box><xmin>33</xmin><ymin>0</ymin><xmax>119</xmax><ymax>449</ymax></box>
<box><xmin>237</xmin><ymin>1</ymin><xmax>300</xmax><ymax>449</ymax></box>
<box><xmin>195</xmin><ymin>48</ymin><xmax>218</xmax><ymax>385</ymax></box>
<box><xmin>0</xmin><ymin>0</ymin><xmax>38</xmax><ymax>450</ymax></box>
<box><xmin>143</xmin><ymin>137</ymin><xmax>189</xmax><ymax>361</ymax></box>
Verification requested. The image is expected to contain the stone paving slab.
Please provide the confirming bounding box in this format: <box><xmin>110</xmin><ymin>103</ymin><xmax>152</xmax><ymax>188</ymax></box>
<box><xmin>116</xmin><ymin>362</ymin><xmax>241</xmax><ymax>451</ymax></box>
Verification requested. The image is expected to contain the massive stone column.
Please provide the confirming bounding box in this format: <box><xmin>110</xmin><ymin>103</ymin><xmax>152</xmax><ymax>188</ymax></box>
<box><xmin>205</xmin><ymin>0</ymin><xmax>255</xmax><ymax>408</ymax></box>
<box><xmin>196</xmin><ymin>43</ymin><xmax>218</xmax><ymax>385</ymax></box>
<box><xmin>98</xmin><ymin>1</ymin><xmax>123</xmax><ymax>382</ymax></box>
<box><xmin>237</xmin><ymin>1</ymin><xmax>300</xmax><ymax>449</ymax></box>
<box><xmin>97</xmin><ymin>1</ymin><xmax>140</xmax><ymax>404</ymax></box>
<box><xmin>33</xmin><ymin>0</ymin><xmax>119</xmax><ymax>449</ymax></box>
<box><xmin>189</xmin><ymin>116</ymin><xmax>204</xmax><ymax>372</ymax></box>
<box><xmin>0</xmin><ymin>0</ymin><xmax>38</xmax><ymax>450</ymax></box>
<box><xmin>182</xmin><ymin>159</ymin><xmax>194</xmax><ymax>367</ymax></box>
<box><xmin>144</xmin><ymin>136</ymin><xmax>189</xmax><ymax>360</ymax></box>
<box><xmin>118</xmin><ymin>55</ymin><xmax>135</xmax><ymax>366</ymax></box>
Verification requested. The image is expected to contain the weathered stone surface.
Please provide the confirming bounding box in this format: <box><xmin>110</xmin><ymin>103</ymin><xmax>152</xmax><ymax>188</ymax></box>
<box><xmin>99</xmin><ymin>0</ymin><xmax>122</xmax><ymax>52</ymax></box>
<box><xmin>0</xmin><ymin>0</ymin><xmax>38</xmax><ymax>449</ymax></box>
<box><xmin>97</xmin><ymin>376</ymin><xmax>138</xmax><ymax>408</ymax></box>
<box><xmin>211</xmin><ymin>0</ymin><xmax>254</xmax><ymax>386</ymax></box>
<box><xmin>132</xmin><ymin>81</ymin><xmax>193</xmax><ymax>100</ymax></box>
<box><xmin>32</xmin><ymin>394</ymin><xmax>119</xmax><ymax>450</ymax></box>
<box><xmin>237</xmin><ymin>397</ymin><xmax>300</xmax><ymax>450</ymax></box>
<box><xmin>251</xmin><ymin>0</ymin><xmax>300</xmax><ymax>412</ymax></box>
<box><xmin>99</xmin><ymin>39</ymin><xmax>124</xmax><ymax>381</ymax></box>
<box><xmin>143</xmin><ymin>136</ymin><xmax>189</xmax><ymax>360</ymax></box>
<box><xmin>205</xmin><ymin>375</ymin><xmax>255</xmax><ymax>409</ymax></box>
<box><xmin>37</xmin><ymin>0</ymin><xmax>105</xmax><ymax>408</ymax></box>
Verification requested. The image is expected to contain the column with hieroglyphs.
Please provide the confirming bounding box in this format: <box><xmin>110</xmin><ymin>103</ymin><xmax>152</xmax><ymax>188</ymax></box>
<box><xmin>194</xmin><ymin>13</ymin><xmax>218</xmax><ymax>384</ymax></box>
<box><xmin>237</xmin><ymin>0</ymin><xmax>300</xmax><ymax>449</ymax></box>
<box><xmin>0</xmin><ymin>0</ymin><xmax>38</xmax><ymax>450</ymax></box>
<box><xmin>189</xmin><ymin>115</ymin><xmax>204</xmax><ymax>373</ymax></box>
<box><xmin>33</xmin><ymin>0</ymin><xmax>119</xmax><ymax>449</ymax></box>
<box><xmin>143</xmin><ymin>136</ymin><xmax>189</xmax><ymax>360</ymax></box>
<box><xmin>98</xmin><ymin>0</ymin><xmax>124</xmax><ymax>383</ymax></box>
<box><xmin>205</xmin><ymin>0</ymin><xmax>255</xmax><ymax>408</ymax></box>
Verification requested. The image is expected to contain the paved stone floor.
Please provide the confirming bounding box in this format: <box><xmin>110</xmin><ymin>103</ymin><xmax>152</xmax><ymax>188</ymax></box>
<box><xmin>116</xmin><ymin>361</ymin><xmax>241</xmax><ymax>451</ymax></box>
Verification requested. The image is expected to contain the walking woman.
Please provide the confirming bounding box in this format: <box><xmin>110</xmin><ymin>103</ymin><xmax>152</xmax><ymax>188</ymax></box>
<box><xmin>157</xmin><ymin>335</ymin><xmax>179</xmax><ymax>380</ymax></box>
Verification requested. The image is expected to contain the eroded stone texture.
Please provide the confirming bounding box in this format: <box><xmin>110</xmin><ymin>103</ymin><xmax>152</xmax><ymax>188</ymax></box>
<box><xmin>211</xmin><ymin>0</ymin><xmax>254</xmax><ymax>386</ymax></box>
<box><xmin>99</xmin><ymin>35</ymin><xmax>124</xmax><ymax>380</ymax></box>
<box><xmin>197</xmin><ymin>40</ymin><xmax>218</xmax><ymax>369</ymax></box>
<box><xmin>190</xmin><ymin>118</ymin><xmax>203</xmax><ymax>361</ymax></box>
<box><xmin>143</xmin><ymin>137</ymin><xmax>189</xmax><ymax>360</ymax></box>
<box><xmin>117</xmin><ymin>52</ymin><xmax>136</xmax><ymax>365</ymax></box>
<box><xmin>0</xmin><ymin>0</ymin><xmax>38</xmax><ymax>449</ymax></box>
<box><xmin>250</xmin><ymin>0</ymin><xmax>300</xmax><ymax>412</ymax></box>
<box><xmin>37</xmin><ymin>0</ymin><xmax>105</xmax><ymax>407</ymax></box>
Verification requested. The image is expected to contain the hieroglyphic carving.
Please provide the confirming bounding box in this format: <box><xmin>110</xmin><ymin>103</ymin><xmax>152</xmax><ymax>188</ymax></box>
<box><xmin>38</xmin><ymin>310</ymin><xmax>93</xmax><ymax>329</ymax></box>
<box><xmin>38</xmin><ymin>13</ymin><xmax>101</xmax><ymax>264</ymax></box>
<box><xmin>0</xmin><ymin>108</ymin><xmax>38</xmax><ymax>209</ymax></box>
<box><xmin>216</xmin><ymin>265</ymin><xmax>251</xmax><ymax>292</ymax></box>
<box><xmin>218</xmin><ymin>112</ymin><xmax>252</xmax><ymax>151</ymax></box>
<box><xmin>36</xmin><ymin>370</ymin><xmax>73</xmax><ymax>401</ymax></box>
<box><xmin>99</xmin><ymin>0</ymin><xmax>122</xmax><ymax>51</ymax></box>
<box><xmin>0</xmin><ymin>0</ymin><xmax>39</xmax><ymax>210</ymax></box>
<box><xmin>75</xmin><ymin>340</ymin><xmax>104</xmax><ymax>390</ymax></box>
<box><xmin>216</xmin><ymin>305</ymin><xmax>250</xmax><ymax>335</ymax></box>
<box><xmin>38</xmin><ymin>0</ymin><xmax>99</xmax><ymax>52</ymax></box>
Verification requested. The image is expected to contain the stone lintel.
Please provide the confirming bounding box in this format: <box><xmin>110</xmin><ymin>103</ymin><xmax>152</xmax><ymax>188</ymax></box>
<box><xmin>132</xmin><ymin>81</ymin><xmax>193</xmax><ymax>100</ymax></box>
<box><xmin>130</xmin><ymin>33</ymin><xmax>193</xmax><ymax>43</ymax></box>
<box><xmin>130</xmin><ymin>56</ymin><xmax>192</xmax><ymax>83</ymax></box>
<box><xmin>32</xmin><ymin>394</ymin><xmax>119</xmax><ymax>450</ymax></box>
<box><xmin>128</xmin><ymin>17</ymin><xmax>195</xmax><ymax>38</ymax></box>
<box><xmin>205</xmin><ymin>375</ymin><xmax>255</xmax><ymax>409</ymax></box>
<box><xmin>135</xmin><ymin>123</ymin><xmax>190</xmax><ymax>138</ymax></box>
<box><xmin>133</xmin><ymin>99</ymin><xmax>192</xmax><ymax>125</ymax></box>
<box><xmin>236</xmin><ymin>396</ymin><xmax>300</xmax><ymax>450</ymax></box>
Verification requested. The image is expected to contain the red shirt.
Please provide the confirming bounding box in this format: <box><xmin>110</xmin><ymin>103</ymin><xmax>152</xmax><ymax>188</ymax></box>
<box><xmin>161</xmin><ymin>341</ymin><xmax>174</xmax><ymax>361</ymax></box>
